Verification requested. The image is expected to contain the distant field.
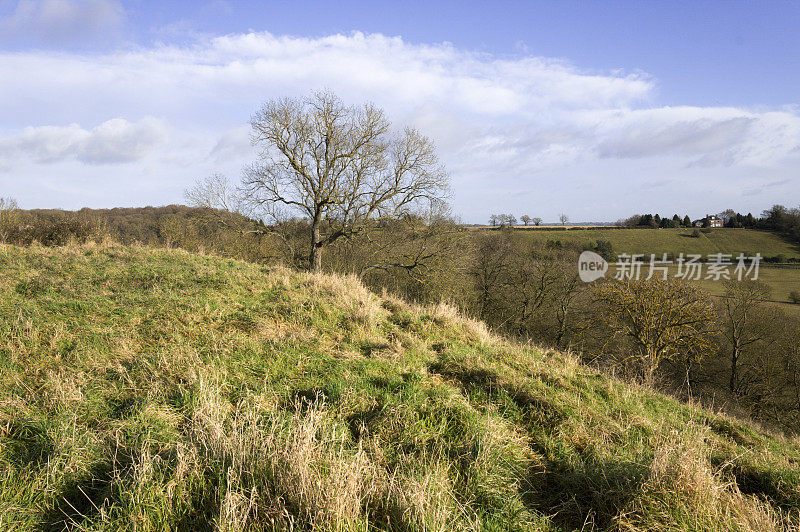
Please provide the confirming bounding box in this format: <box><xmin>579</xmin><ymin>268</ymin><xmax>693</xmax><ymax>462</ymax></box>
<box><xmin>685</xmin><ymin>265</ymin><xmax>800</xmax><ymax>301</ymax></box>
<box><xmin>604</xmin><ymin>263</ymin><xmax>800</xmax><ymax>315</ymax></box>
<box><xmin>511</xmin><ymin>227</ymin><xmax>800</xmax><ymax>313</ymax></box>
<box><xmin>502</xmin><ymin>227</ymin><xmax>800</xmax><ymax>259</ymax></box>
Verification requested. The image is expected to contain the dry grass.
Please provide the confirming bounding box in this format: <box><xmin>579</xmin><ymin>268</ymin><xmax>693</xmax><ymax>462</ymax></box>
<box><xmin>0</xmin><ymin>243</ymin><xmax>798</xmax><ymax>530</ymax></box>
<box><xmin>617</xmin><ymin>425</ymin><xmax>799</xmax><ymax>531</ymax></box>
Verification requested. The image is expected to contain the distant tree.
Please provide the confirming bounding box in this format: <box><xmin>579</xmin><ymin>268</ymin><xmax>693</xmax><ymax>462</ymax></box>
<box><xmin>761</xmin><ymin>204</ymin><xmax>800</xmax><ymax>244</ymax></box>
<box><xmin>520</xmin><ymin>215</ymin><xmax>532</xmax><ymax>226</ymax></box>
<box><xmin>506</xmin><ymin>214</ymin><xmax>517</xmax><ymax>227</ymax></box>
<box><xmin>719</xmin><ymin>279</ymin><xmax>771</xmax><ymax>394</ymax></box>
<box><xmin>0</xmin><ymin>197</ymin><xmax>20</xmax><ymax>244</ymax></box>
<box><xmin>660</xmin><ymin>217</ymin><xmax>678</xmax><ymax>229</ymax></box>
<box><xmin>532</xmin><ymin>217</ymin><xmax>542</xmax><ymax>226</ymax></box>
<box><xmin>588</xmin><ymin>239</ymin><xmax>615</xmax><ymax>262</ymax></box>
<box><xmin>761</xmin><ymin>205</ymin><xmax>789</xmax><ymax>228</ymax></box>
<box><xmin>559</xmin><ymin>213</ymin><xmax>569</xmax><ymax>226</ymax></box>
<box><xmin>683</xmin><ymin>215</ymin><xmax>691</xmax><ymax>227</ymax></box>
<box><xmin>186</xmin><ymin>173</ymin><xmax>251</xmax><ymax>227</ymax></box>
<box><xmin>489</xmin><ymin>214</ymin><xmax>499</xmax><ymax>227</ymax></box>
<box><xmin>618</xmin><ymin>214</ymin><xmax>641</xmax><ymax>227</ymax></box>
<box><xmin>639</xmin><ymin>214</ymin><xmax>653</xmax><ymax>227</ymax></box>
<box><xmin>718</xmin><ymin>209</ymin><xmax>737</xmax><ymax>224</ymax></box>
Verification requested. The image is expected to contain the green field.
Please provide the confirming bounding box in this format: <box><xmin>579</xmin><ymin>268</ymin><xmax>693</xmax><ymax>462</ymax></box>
<box><xmin>508</xmin><ymin>227</ymin><xmax>800</xmax><ymax>260</ymax></box>
<box><xmin>687</xmin><ymin>265</ymin><xmax>800</xmax><ymax>301</ymax></box>
<box><xmin>603</xmin><ymin>263</ymin><xmax>800</xmax><ymax>306</ymax></box>
<box><xmin>1</xmin><ymin>244</ymin><xmax>799</xmax><ymax>530</ymax></box>
<box><xmin>519</xmin><ymin>226</ymin><xmax>800</xmax><ymax>313</ymax></box>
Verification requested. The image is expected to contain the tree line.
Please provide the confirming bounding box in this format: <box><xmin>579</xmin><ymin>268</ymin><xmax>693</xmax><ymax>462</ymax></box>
<box><xmin>488</xmin><ymin>214</ymin><xmax>544</xmax><ymax>226</ymax></box>
<box><xmin>617</xmin><ymin>208</ymin><xmax>791</xmax><ymax>231</ymax></box>
<box><xmin>488</xmin><ymin>214</ymin><xmax>569</xmax><ymax>226</ymax></box>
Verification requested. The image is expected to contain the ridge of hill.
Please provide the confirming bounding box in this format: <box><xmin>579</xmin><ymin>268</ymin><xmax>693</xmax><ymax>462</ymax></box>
<box><xmin>1</xmin><ymin>244</ymin><xmax>799</xmax><ymax>531</ymax></box>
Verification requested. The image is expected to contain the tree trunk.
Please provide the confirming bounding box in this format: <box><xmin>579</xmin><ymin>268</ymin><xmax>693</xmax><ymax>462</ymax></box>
<box><xmin>729</xmin><ymin>347</ymin><xmax>739</xmax><ymax>394</ymax></box>
<box><xmin>309</xmin><ymin>213</ymin><xmax>323</xmax><ymax>272</ymax></box>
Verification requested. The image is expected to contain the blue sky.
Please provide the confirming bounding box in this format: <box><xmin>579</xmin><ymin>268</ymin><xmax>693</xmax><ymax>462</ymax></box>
<box><xmin>0</xmin><ymin>0</ymin><xmax>798</xmax><ymax>222</ymax></box>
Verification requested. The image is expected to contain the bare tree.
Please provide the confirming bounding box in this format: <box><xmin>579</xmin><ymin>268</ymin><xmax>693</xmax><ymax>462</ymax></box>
<box><xmin>532</xmin><ymin>217</ymin><xmax>542</xmax><ymax>226</ymax></box>
<box><xmin>717</xmin><ymin>209</ymin><xmax>738</xmax><ymax>224</ymax></box>
<box><xmin>559</xmin><ymin>213</ymin><xmax>569</xmax><ymax>226</ymax></box>
<box><xmin>241</xmin><ymin>91</ymin><xmax>448</xmax><ymax>271</ymax></box>
<box><xmin>186</xmin><ymin>173</ymin><xmax>297</xmax><ymax>263</ymax></box>
<box><xmin>186</xmin><ymin>173</ymin><xmax>246</xmax><ymax>218</ymax></box>
<box><xmin>719</xmin><ymin>279</ymin><xmax>771</xmax><ymax>394</ymax></box>
<box><xmin>520</xmin><ymin>215</ymin><xmax>531</xmax><ymax>226</ymax></box>
<box><xmin>470</xmin><ymin>233</ymin><xmax>514</xmax><ymax>319</ymax></box>
<box><xmin>0</xmin><ymin>197</ymin><xmax>20</xmax><ymax>244</ymax></box>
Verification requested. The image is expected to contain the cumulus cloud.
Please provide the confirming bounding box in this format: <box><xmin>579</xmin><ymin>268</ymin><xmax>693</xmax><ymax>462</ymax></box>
<box><xmin>0</xmin><ymin>30</ymin><xmax>797</xmax><ymax>218</ymax></box>
<box><xmin>0</xmin><ymin>0</ymin><xmax>124</xmax><ymax>46</ymax></box>
<box><xmin>0</xmin><ymin>117</ymin><xmax>168</xmax><ymax>166</ymax></box>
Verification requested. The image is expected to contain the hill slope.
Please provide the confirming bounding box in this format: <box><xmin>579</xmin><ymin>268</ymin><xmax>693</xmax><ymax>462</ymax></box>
<box><xmin>509</xmin><ymin>227</ymin><xmax>800</xmax><ymax>260</ymax></box>
<box><xmin>1</xmin><ymin>244</ymin><xmax>799</xmax><ymax>531</ymax></box>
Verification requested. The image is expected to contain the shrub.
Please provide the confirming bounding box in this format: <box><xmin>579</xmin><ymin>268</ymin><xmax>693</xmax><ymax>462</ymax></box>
<box><xmin>789</xmin><ymin>291</ymin><xmax>800</xmax><ymax>304</ymax></box>
<box><xmin>593</xmin><ymin>278</ymin><xmax>717</xmax><ymax>384</ymax></box>
<box><xmin>590</xmin><ymin>239</ymin><xmax>616</xmax><ymax>262</ymax></box>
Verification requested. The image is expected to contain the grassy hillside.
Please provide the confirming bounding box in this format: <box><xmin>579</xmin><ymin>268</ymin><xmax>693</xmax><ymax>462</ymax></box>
<box><xmin>1</xmin><ymin>244</ymin><xmax>799</xmax><ymax>531</ymax></box>
<box><xmin>505</xmin><ymin>227</ymin><xmax>800</xmax><ymax>260</ymax></box>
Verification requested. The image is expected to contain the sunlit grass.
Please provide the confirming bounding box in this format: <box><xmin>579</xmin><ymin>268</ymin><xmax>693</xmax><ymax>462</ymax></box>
<box><xmin>513</xmin><ymin>227</ymin><xmax>800</xmax><ymax>260</ymax></box>
<box><xmin>1</xmin><ymin>243</ymin><xmax>798</xmax><ymax>530</ymax></box>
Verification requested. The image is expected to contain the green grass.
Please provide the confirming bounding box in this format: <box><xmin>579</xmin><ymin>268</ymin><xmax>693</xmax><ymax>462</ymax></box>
<box><xmin>525</xmin><ymin>226</ymin><xmax>800</xmax><ymax>312</ymax></box>
<box><xmin>1</xmin><ymin>243</ymin><xmax>799</xmax><ymax>530</ymax></box>
<box><xmin>602</xmin><ymin>264</ymin><xmax>800</xmax><ymax>315</ymax></box>
<box><xmin>510</xmin><ymin>227</ymin><xmax>800</xmax><ymax>260</ymax></box>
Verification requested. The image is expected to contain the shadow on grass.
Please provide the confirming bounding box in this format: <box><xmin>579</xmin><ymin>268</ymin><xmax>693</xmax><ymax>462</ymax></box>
<box><xmin>3</xmin><ymin>420</ymin><xmax>54</xmax><ymax>470</ymax></box>
<box><xmin>38</xmin><ymin>449</ymin><xmax>134</xmax><ymax>532</ymax></box>
<box><xmin>428</xmin><ymin>360</ymin><xmax>648</xmax><ymax>530</ymax></box>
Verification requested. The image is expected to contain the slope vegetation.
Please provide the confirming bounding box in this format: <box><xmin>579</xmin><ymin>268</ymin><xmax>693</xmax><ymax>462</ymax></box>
<box><xmin>1</xmin><ymin>244</ymin><xmax>799</xmax><ymax>531</ymax></box>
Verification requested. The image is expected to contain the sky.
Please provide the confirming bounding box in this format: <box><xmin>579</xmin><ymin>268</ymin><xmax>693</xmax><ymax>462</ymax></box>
<box><xmin>0</xmin><ymin>0</ymin><xmax>798</xmax><ymax>223</ymax></box>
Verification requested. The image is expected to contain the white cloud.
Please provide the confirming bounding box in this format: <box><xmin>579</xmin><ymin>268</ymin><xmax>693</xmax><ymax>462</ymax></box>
<box><xmin>0</xmin><ymin>30</ymin><xmax>797</xmax><ymax>219</ymax></box>
<box><xmin>0</xmin><ymin>117</ymin><xmax>168</xmax><ymax>165</ymax></box>
<box><xmin>0</xmin><ymin>0</ymin><xmax>124</xmax><ymax>46</ymax></box>
<box><xmin>208</xmin><ymin>125</ymin><xmax>252</xmax><ymax>163</ymax></box>
<box><xmin>0</xmin><ymin>31</ymin><xmax>655</xmax><ymax>128</ymax></box>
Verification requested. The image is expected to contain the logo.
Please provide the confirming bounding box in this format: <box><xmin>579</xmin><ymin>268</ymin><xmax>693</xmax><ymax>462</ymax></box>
<box><xmin>578</xmin><ymin>251</ymin><xmax>608</xmax><ymax>282</ymax></box>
